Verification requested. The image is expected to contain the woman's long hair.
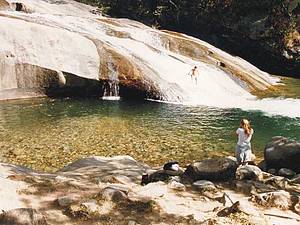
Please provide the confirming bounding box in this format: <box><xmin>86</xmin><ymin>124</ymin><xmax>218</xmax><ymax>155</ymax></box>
<box><xmin>240</xmin><ymin>119</ymin><xmax>251</xmax><ymax>136</ymax></box>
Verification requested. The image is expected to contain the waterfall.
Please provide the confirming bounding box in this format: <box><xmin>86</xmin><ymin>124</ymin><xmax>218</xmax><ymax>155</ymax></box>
<box><xmin>102</xmin><ymin>63</ymin><xmax>120</xmax><ymax>100</ymax></box>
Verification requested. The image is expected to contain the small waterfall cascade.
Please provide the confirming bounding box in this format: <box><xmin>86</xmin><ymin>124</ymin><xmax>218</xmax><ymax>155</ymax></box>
<box><xmin>102</xmin><ymin>63</ymin><xmax>120</xmax><ymax>100</ymax></box>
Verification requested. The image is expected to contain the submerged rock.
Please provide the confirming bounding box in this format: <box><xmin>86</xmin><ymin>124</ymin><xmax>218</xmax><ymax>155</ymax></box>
<box><xmin>264</xmin><ymin>136</ymin><xmax>300</xmax><ymax>173</ymax></box>
<box><xmin>184</xmin><ymin>157</ymin><xmax>238</xmax><ymax>181</ymax></box>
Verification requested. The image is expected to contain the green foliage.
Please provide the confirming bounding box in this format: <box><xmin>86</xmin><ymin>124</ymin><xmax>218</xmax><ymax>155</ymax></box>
<box><xmin>75</xmin><ymin>0</ymin><xmax>299</xmax><ymax>66</ymax></box>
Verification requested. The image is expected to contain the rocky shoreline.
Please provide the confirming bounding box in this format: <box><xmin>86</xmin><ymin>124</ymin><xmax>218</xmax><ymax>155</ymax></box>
<box><xmin>0</xmin><ymin>137</ymin><xmax>300</xmax><ymax>225</ymax></box>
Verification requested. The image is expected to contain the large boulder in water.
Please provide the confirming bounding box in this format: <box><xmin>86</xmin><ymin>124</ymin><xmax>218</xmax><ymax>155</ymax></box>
<box><xmin>264</xmin><ymin>136</ymin><xmax>300</xmax><ymax>173</ymax></box>
<box><xmin>184</xmin><ymin>157</ymin><xmax>238</xmax><ymax>181</ymax></box>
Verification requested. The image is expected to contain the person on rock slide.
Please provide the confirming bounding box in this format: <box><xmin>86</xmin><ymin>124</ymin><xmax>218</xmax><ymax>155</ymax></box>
<box><xmin>188</xmin><ymin>66</ymin><xmax>199</xmax><ymax>84</ymax></box>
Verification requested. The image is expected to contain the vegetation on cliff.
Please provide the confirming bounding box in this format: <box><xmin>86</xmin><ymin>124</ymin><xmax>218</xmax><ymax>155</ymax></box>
<box><xmin>77</xmin><ymin>0</ymin><xmax>300</xmax><ymax>77</ymax></box>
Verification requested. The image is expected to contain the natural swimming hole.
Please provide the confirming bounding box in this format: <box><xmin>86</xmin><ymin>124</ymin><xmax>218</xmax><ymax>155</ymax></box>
<box><xmin>0</xmin><ymin>98</ymin><xmax>299</xmax><ymax>172</ymax></box>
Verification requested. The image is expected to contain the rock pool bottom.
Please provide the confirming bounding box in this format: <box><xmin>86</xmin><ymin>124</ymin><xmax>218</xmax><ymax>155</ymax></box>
<box><xmin>0</xmin><ymin>98</ymin><xmax>299</xmax><ymax>172</ymax></box>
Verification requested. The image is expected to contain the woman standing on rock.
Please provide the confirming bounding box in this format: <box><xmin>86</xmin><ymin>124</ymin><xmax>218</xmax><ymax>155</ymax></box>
<box><xmin>235</xmin><ymin>119</ymin><xmax>254</xmax><ymax>165</ymax></box>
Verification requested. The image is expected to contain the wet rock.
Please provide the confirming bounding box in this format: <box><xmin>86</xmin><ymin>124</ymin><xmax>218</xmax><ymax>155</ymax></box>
<box><xmin>0</xmin><ymin>208</ymin><xmax>48</xmax><ymax>225</ymax></box>
<box><xmin>236</xmin><ymin>165</ymin><xmax>263</xmax><ymax>181</ymax></box>
<box><xmin>264</xmin><ymin>136</ymin><xmax>300</xmax><ymax>173</ymax></box>
<box><xmin>278</xmin><ymin>168</ymin><xmax>296</xmax><ymax>178</ymax></box>
<box><xmin>184</xmin><ymin>157</ymin><xmax>238</xmax><ymax>181</ymax></box>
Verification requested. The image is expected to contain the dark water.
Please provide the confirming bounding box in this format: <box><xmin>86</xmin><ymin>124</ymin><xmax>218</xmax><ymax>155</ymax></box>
<box><xmin>0</xmin><ymin>98</ymin><xmax>299</xmax><ymax>172</ymax></box>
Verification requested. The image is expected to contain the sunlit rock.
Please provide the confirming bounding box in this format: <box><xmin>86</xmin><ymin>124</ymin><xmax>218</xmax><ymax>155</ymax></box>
<box><xmin>250</xmin><ymin>190</ymin><xmax>292</xmax><ymax>210</ymax></box>
<box><xmin>193</xmin><ymin>180</ymin><xmax>216</xmax><ymax>192</ymax></box>
<box><xmin>236</xmin><ymin>165</ymin><xmax>263</xmax><ymax>181</ymax></box>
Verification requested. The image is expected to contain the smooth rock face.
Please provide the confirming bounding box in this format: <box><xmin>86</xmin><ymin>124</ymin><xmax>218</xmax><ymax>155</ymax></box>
<box><xmin>0</xmin><ymin>208</ymin><xmax>48</xmax><ymax>225</ymax></box>
<box><xmin>264</xmin><ymin>137</ymin><xmax>300</xmax><ymax>173</ymax></box>
<box><xmin>0</xmin><ymin>0</ymin><xmax>281</xmax><ymax>102</ymax></box>
<box><xmin>236</xmin><ymin>165</ymin><xmax>263</xmax><ymax>181</ymax></box>
<box><xmin>184</xmin><ymin>157</ymin><xmax>238</xmax><ymax>181</ymax></box>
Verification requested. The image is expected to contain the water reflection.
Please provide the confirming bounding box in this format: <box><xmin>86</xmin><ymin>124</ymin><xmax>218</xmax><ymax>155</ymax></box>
<box><xmin>0</xmin><ymin>98</ymin><xmax>299</xmax><ymax>172</ymax></box>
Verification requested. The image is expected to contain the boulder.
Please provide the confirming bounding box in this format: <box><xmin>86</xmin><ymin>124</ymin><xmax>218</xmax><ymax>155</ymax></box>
<box><xmin>267</xmin><ymin>168</ymin><xmax>277</xmax><ymax>175</ymax></box>
<box><xmin>56</xmin><ymin>194</ymin><xmax>78</xmax><ymax>207</ymax></box>
<box><xmin>193</xmin><ymin>180</ymin><xmax>216</xmax><ymax>192</ymax></box>
<box><xmin>236</xmin><ymin>165</ymin><xmax>263</xmax><ymax>181</ymax></box>
<box><xmin>0</xmin><ymin>208</ymin><xmax>48</xmax><ymax>225</ymax></box>
<box><xmin>278</xmin><ymin>168</ymin><xmax>296</xmax><ymax>178</ymax></box>
<box><xmin>264</xmin><ymin>137</ymin><xmax>300</xmax><ymax>173</ymax></box>
<box><xmin>184</xmin><ymin>157</ymin><xmax>238</xmax><ymax>181</ymax></box>
<box><xmin>257</xmin><ymin>160</ymin><xmax>267</xmax><ymax>171</ymax></box>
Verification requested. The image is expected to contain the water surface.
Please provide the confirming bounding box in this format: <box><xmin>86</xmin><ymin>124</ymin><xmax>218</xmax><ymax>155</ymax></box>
<box><xmin>0</xmin><ymin>98</ymin><xmax>299</xmax><ymax>172</ymax></box>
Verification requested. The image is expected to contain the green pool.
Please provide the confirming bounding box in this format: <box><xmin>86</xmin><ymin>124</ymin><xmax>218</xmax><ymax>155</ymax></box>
<box><xmin>0</xmin><ymin>97</ymin><xmax>299</xmax><ymax>172</ymax></box>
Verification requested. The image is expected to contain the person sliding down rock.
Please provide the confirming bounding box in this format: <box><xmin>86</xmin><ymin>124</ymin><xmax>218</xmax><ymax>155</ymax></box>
<box><xmin>188</xmin><ymin>66</ymin><xmax>199</xmax><ymax>84</ymax></box>
<box><xmin>141</xmin><ymin>161</ymin><xmax>183</xmax><ymax>185</ymax></box>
